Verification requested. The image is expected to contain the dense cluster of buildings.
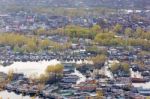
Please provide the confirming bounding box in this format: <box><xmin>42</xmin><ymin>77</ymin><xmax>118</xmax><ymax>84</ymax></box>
<box><xmin>0</xmin><ymin>11</ymin><xmax>68</xmax><ymax>32</ymax></box>
<box><xmin>0</xmin><ymin>10</ymin><xmax>149</xmax><ymax>33</ymax></box>
<box><xmin>0</xmin><ymin>44</ymin><xmax>149</xmax><ymax>98</ymax></box>
<box><xmin>0</xmin><ymin>2</ymin><xmax>149</xmax><ymax>98</ymax></box>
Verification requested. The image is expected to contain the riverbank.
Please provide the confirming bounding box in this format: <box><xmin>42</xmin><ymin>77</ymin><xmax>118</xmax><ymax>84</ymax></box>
<box><xmin>0</xmin><ymin>60</ymin><xmax>60</xmax><ymax>77</ymax></box>
<box><xmin>0</xmin><ymin>59</ymin><xmax>92</xmax><ymax>77</ymax></box>
<box><xmin>0</xmin><ymin>90</ymin><xmax>40</xmax><ymax>99</ymax></box>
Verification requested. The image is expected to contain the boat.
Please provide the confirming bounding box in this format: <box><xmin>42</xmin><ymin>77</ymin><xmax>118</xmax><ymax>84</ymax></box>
<box><xmin>131</xmin><ymin>78</ymin><xmax>147</xmax><ymax>83</ymax></box>
<box><xmin>137</xmin><ymin>88</ymin><xmax>150</xmax><ymax>96</ymax></box>
<box><xmin>2</xmin><ymin>61</ymin><xmax>13</xmax><ymax>66</ymax></box>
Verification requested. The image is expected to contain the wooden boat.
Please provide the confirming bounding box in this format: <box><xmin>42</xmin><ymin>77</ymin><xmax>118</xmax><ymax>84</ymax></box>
<box><xmin>131</xmin><ymin>78</ymin><xmax>147</xmax><ymax>83</ymax></box>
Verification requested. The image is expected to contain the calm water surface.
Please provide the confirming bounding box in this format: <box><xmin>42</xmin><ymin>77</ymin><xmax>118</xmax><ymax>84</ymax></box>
<box><xmin>0</xmin><ymin>90</ymin><xmax>40</xmax><ymax>99</ymax></box>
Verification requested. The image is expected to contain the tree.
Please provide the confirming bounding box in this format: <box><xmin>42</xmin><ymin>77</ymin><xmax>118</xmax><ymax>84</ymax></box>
<box><xmin>122</xmin><ymin>62</ymin><xmax>130</xmax><ymax>73</ymax></box>
<box><xmin>45</xmin><ymin>64</ymin><xmax>64</xmax><ymax>81</ymax></box>
<box><xmin>56</xmin><ymin>28</ymin><xmax>65</xmax><ymax>35</ymax></box>
<box><xmin>90</xmin><ymin>55</ymin><xmax>107</xmax><ymax>69</ymax></box>
<box><xmin>36</xmin><ymin>28</ymin><xmax>47</xmax><ymax>35</ymax></box>
<box><xmin>125</xmin><ymin>28</ymin><xmax>132</xmax><ymax>37</ymax></box>
<box><xmin>146</xmin><ymin>96</ymin><xmax>150</xmax><ymax>99</ymax></box>
<box><xmin>25</xmin><ymin>38</ymin><xmax>38</xmax><ymax>52</ymax></box>
<box><xmin>113</xmin><ymin>23</ymin><xmax>122</xmax><ymax>33</ymax></box>
<box><xmin>135</xmin><ymin>27</ymin><xmax>143</xmax><ymax>37</ymax></box>
<box><xmin>110</xmin><ymin>63</ymin><xmax>120</xmax><ymax>73</ymax></box>
<box><xmin>7</xmin><ymin>69</ymin><xmax>14</xmax><ymax>81</ymax></box>
<box><xmin>91</xmin><ymin>25</ymin><xmax>101</xmax><ymax>33</ymax></box>
<box><xmin>39</xmin><ymin>39</ymin><xmax>50</xmax><ymax>50</ymax></box>
<box><xmin>96</xmin><ymin>90</ymin><xmax>103</xmax><ymax>99</ymax></box>
<box><xmin>13</xmin><ymin>45</ymin><xmax>22</xmax><ymax>52</ymax></box>
<box><xmin>31</xmin><ymin>96</ymin><xmax>36</xmax><ymax>99</ymax></box>
<box><xmin>110</xmin><ymin>62</ymin><xmax>130</xmax><ymax>74</ymax></box>
<box><xmin>38</xmin><ymin>74</ymin><xmax>49</xmax><ymax>84</ymax></box>
<box><xmin>45</xmin><ymin>64</ymin><xmax>64</xmax><ymax>74</ymax></box>
<box><xmin>64</xmin><ymin>25</ymin><xmax>96</xmax><ymax>39</ymax></box>
<box><xmin>143</xmin><ymin>31</ymin><xmax>150</xmax><ymax>40</ymax></box>
<box><xmin>86</xmin><ymin>45</ymin><xmax>99</xmax><ymax>53</ymax></box>
<box><xmin>94</xmin><ymin>32</ymin><xmax>116</xmax><ymax>46</ymax></box>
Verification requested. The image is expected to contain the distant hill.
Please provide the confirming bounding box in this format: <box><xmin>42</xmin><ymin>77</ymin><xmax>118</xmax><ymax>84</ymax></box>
<box><xmin>0</xmin><ymin>0</ymin><xmax>149</xmax><ymax>9</ymax></box>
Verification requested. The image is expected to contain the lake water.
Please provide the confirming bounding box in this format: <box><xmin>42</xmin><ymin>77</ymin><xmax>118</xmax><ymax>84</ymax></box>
<box><xmin>0</xmin><ymin>60</ymin><xmax>60</xmax><ymax>77</ymax></box>
<box><xmin>0</xmin><ymin>90</ymin><xmax>40</xmax><ymax>99</ymax></box>
<box><xmin>0</xmin><ymin>60</ymin><xmax>149</xmax><ymax>98</ymax></box>
<box><xmin>0</xmin><ymin>59</ymin><xmax>90</xmax><ymax>77</ymax></box>
<box><xmin>0</xmin><ymin>60</ymin><xmax>89</xmax><ymax>99</ymax></box>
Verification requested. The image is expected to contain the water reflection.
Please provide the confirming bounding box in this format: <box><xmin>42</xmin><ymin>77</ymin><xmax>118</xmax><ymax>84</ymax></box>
<box><xmin>0</xmin><ymin>90</ymin><xmax>40</xmax><ymax>99</ymax></box>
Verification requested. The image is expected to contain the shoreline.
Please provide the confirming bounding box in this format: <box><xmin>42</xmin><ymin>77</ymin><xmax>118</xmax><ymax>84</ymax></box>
<box><xmin>0</xmin><ymin>90</ymin><xmax>39</xmax><ymax>99</ymax></box>
<box><xmin>0</xmin><ymin>60</ymin><xmax>92</xmax><ymax>77</ymax></box>
<box><xmin>0</xmin><ymin>60</ymin><xmax>60</xmax><ymax>77</ymax></box>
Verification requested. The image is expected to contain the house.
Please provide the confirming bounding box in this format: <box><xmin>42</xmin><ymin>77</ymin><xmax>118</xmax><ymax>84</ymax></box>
<box><xmin>62</xmin><ymin>63</ymin><xmax>76</xmax><ymax>73</ymax></box>
<box><xmin>0</xmin><ymin>72</ymin><xmax>7</xmax><ymax>82</ymax></box>
<box><xmin>61</xmin><ymin>74</ymin><xmax>79</xmax><ymax>84</ymax></box>
<box><xmin>77</xmin><ymin>64</ymin><xmax>94</xmax><ymax>76</ymax></box>
<box><xmin>115</xmin><ymin>77</ymin><xmax>131</xmax><ymax>87</ymax></box>
<box><xmin>12</xmin><ymin>73</ymin><xmax>24</xmax><ymax>81</ymax></box>
<box><xmin>75</xmin><ymin>80</ymin><xmax>97</xmax><ymax>92</ymax></box>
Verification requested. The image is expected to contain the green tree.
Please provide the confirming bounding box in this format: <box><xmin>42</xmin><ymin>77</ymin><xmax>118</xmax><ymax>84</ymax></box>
<box><xmin>96</xmin><ymin>90</ymin><xmax>103</xmax><ymax>99</ymax></box>
<box><xmin>122</xmin><ymin>62</ymin><xmax>130</xmax><ymax>73</ymax></box>
<box><xmin>90</xmin><ymin>55</ymin><xmax>107</xmax><ymax>69</ymax></box>
<box><xmin>91</xmin><ymin>25</ymin><xmax>101</xmax><ymax>33</ymax></box>
<box><xmin>45</xmin><ymin>64</ymin><xmax>64</xmax><ymax>74</ymax></box>
<box><xmin>36</xmin><ymin>28</ymin><xmax>46</xmax><ymax>35</ymax></box>
<box><xmin>94</xmin><ymin>32</ymin><xmax>116</xmax><ymax>46</ymax></box>
<box><xmin>7</xmin><ymin>69</ymin><xmax>14</xmax><ymax>81</ymax></box>
<box><xmin>110</xmin><ymin>62</ymin><xmax>130</xmax><ymax>74</ymax></box>
<box><xmin>135</xmin><ymin>27</ymin><xmax>143</xmax><ymax>37</ymax></box>
<box><xmin>39</xmin><ymin>39</ymin><xmax>50</xmax><ymax>50</ymax></box>
<box><xmin>125</xmin><ymin>28</ymin><xmax>132</xmax><ymax>37</ymax></box>
<box><xmin>113</xmin><ymin>23</ymin><xmax>122</xmax><ymax>33</ymax></box>
<box><xmin>26</xmin><ymin>40</ymin><xmax>37</xmax><ymax>52</ymax></box>
<box><xmin>110</xmin><ymin>63</ymin><xmax>120</xmax><ymax>73</ymax></box>
<box><xmin>38</xmin><ymin>74</ymin><xmax>49</xmax><ymax>84</ymax></box>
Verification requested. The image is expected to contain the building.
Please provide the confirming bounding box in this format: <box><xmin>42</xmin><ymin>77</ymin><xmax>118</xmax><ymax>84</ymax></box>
<box><xmin>62</xmin><ymin>63</ymin><xmax>76</xmax><ymax>73</ymax></box>
<box><xmin>0</xmin><ymin>72</ymin><xmax>7</xmax><ymax>82</ymax></box>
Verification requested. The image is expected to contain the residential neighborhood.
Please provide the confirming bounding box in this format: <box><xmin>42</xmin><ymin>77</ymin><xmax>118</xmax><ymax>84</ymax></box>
<box><xmin>0</xmin><ymin>0</ymin><xmax>149</xmax><ymax>99</ymax></box>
